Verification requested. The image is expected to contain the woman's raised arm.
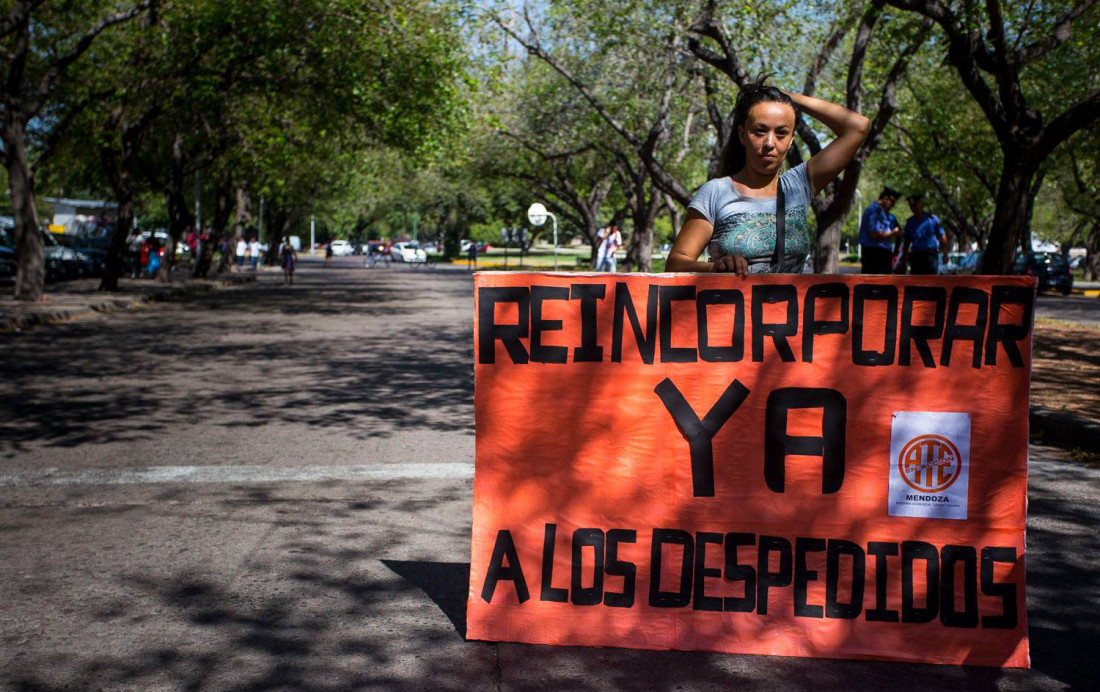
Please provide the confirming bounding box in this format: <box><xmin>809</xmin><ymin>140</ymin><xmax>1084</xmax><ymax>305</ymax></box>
<box><xmin>790</xmin><ymin>92</ymin><xmax>870</xmax><ymax>194</ymax></box>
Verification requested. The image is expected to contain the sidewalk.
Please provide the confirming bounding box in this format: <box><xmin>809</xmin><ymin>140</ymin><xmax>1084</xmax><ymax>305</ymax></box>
<box><xmin>0</xmin><ymin>269</ymin><xmax>260</xmax><ymax>332</ymax></box>
<box><xmin>1074</xmin><ymin>279</ymin><xmax>1100</xmax><ymax>297</ymax></box>
<box><xmin>1030</xmin><ymin>320</ymin><xmax>1100</xmax><ymax>454</ymax></box>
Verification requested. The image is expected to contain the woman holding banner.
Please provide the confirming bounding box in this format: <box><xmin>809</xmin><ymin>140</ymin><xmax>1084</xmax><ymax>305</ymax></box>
<box><xmin>665</xmin><ymin>83</ymin><xmax>869</xmax><ymax>274</ymax></box>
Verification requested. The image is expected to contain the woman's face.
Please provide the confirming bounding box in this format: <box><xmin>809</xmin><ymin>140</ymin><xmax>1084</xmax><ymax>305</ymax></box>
<box><xmin>738</xmin><ymin>101</ymin><xmax>796</xmax><ymax>177</ymax></box>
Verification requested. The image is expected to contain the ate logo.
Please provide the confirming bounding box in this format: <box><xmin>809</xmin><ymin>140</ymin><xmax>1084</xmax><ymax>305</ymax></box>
<box><xmin>899</xmin><ymin>434</ymin><xmax>962</xmax><ymax>493</ymax></box>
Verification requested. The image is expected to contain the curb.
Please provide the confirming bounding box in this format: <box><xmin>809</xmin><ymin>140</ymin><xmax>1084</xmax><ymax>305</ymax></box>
<box><xmin>1030</xmin><ymin>405</ymin><xmax>1100</xmax><ymax>454</ymax></box>
<box><xmin>0</xmin><ymin>274</ymin><xmax>256</xmax><ymax>333</ymax></box>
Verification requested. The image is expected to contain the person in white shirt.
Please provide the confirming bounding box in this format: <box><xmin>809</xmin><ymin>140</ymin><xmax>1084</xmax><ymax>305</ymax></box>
<box><xmin>248</xmin><ymin>239</ymin><xmax>262</xmax><ymax>270</ymax></box>
<box><xmin>235</xmin><ymin>238</ymin><xmax>247</xmax><ymax>269</ymax></box>
<box><xmin>596</xmin><ymin>226</ymin><xmax>622</xmax><ymax>272</ymax></box>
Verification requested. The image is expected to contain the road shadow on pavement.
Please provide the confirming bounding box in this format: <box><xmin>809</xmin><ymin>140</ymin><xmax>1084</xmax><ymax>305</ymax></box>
<box><xmin>381</xmin><ymin>560</ymin><xmax>470</xmax><ymax>639</ymax></box>
<box><xmin>0</xmin><ymin>265</ymin><xmax>477</xmax><ymax>456</ymax></box>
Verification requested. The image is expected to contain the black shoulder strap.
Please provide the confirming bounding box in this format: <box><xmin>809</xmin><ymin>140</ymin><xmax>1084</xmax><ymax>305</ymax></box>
<box><xmin>773</xmin><ymin>179</ymin><xmax>786</xmax><ymax>271</ymax></box>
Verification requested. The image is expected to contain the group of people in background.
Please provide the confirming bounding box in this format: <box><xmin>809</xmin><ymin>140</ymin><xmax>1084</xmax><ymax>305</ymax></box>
<box><xmin>127</xmin><ymin>232</ymin><xmax>163</xmax><ymax>279</ymax></box>
<box><xmin>231</xmin><ymin>235</ymin><xmax>300</xmax><ymax>285</ymax></box>
<box><xmin>595</xmin><ymin>225</ymin><xmax>621</xmax><ymax>272</ymax></box>
<box><xmin>859</xmin><ymin>186</ymin><xmax>948</xmax><ymax>275</ymax></box>
<box><xmin>234</xmin><ymin>237</ymin><xmax>264</xmax><ymax>271</ymax></box>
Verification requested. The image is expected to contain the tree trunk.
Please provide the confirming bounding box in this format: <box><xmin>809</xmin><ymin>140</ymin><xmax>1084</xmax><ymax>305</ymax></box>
<box><xmin>981</xmin><ymin>164</ymin><xmax>1035</xmax><ymax>274</ymax></box>
<box><xmin>663</xmin><ymin>193</ymin><xmax>682</xmax><ymax>254</ymax></box>
<box><xmin>1083</xmin><ymin>222</ymin><xmax>1100</xmax><ymax>282</ymax></box>
<box><xmin>159</xmin><ymin>134</ymin><xmax>192</xmax><ymax>283</ymax></box>
<box><xmin>5</xmin><ymin>126</ymin><xmax>44</xmax><ymax>300</ymax></box>
<box><xmin>623</xmin><ymin>188</ymin><xmax>661</xmax><ymax>273</ymax></box>
<box><xmin>216</xmin><ymin>184</ymin><xmax>251</xmax><ymax>273</ymax></box>
<box><xmin>101</xmin><ymin>193</ymin><xmax>135</xmax><ymax>292</ymax></box>
<box><xmin>812</xmin><ymin>146</ymin><xmax>866</xmax><ymax>274</ymax></box>
<box><xmin>266</xmin><ymin>208</ymin><xmax>292</xmax><ymax>266</ymax></box>
<box><xmin>814</xmin><ymin>215</ymin><xmax>845</xmax><ymax>275</ymax></box>
<box><xmin>195</xmin><ymin>171</ymin><xmax>233</xmax><ymax>278</ymax></box>
<box><xmin>99</xmin><ymin>141</ymin><xmax>138</xmax><ymax>291</ymax></box>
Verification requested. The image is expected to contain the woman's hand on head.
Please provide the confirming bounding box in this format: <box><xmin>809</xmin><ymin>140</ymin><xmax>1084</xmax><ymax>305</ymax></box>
<box><xmin>787</xmin><ymin>92</ymin><xmax>870</xmax><ymax>195</ymax></box>
<box><xmin>712</xmin><ymin>254</ymin><xmax>748</xmax><ymax>276</ymax></box>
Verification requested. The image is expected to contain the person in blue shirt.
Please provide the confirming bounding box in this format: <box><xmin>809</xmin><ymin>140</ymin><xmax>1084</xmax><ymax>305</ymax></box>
<box><xmin>902</xmin><ymin>194</ymin><xmax>948</xmax><ymax>275</ymax></box>
<box><xmin>859</xmin><ymin>187</ymin><xmax>902</xmax><ymax>274</ymax></box>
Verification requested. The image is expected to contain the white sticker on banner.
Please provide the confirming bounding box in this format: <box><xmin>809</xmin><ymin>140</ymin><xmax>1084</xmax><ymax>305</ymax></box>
<box><xmin>888</xmin><ymin>412</ymin><xmax>971</xmax><ymax>520</ymax></box>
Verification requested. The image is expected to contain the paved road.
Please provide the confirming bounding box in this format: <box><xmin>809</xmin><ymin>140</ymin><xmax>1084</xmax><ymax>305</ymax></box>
<box><xmin>1035</xmin><ymin>292</ymin><xmax>1100</xmax><ymax>327</ymax></box>
<box><xmin>1</xmin><ymin>257</ymin><xmax>1097</xmax><ymax>690</ymax></box>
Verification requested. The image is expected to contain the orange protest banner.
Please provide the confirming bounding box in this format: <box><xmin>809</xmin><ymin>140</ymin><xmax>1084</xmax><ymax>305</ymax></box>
<box><xmin>468</xmin><ymin>273</ymin><xmax>1032</xmax><ymax>667</ymax></box>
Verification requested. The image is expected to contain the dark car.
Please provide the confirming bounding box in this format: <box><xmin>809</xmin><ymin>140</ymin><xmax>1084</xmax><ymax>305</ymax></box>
<box><xmin>0</xmin><ymin>241</ymin><xmax>14</xmax><ymax>283</ymax></box>
<box><xmin>0</xmin><ymin>226</ymin><xmax>20</xmax><ymax>283</ymax></box>
<box><xmin>1012</xmin><ymin>251</ymin><xmax>1073</xmax><ymax>294</ymax></box>
<box><xmin>52</xmin><ymin>233</ymin><xmax>108</xmax><ymax>277</ymax></box>
<box><xmin>40</xmin><ymin>229</ymin><xmax>89</xmax><ymax>281</ymax></box>
<box><xmin>0</xmin><ymin>226</ymin><xmax>81</xmax><ymax>282</ymax></box>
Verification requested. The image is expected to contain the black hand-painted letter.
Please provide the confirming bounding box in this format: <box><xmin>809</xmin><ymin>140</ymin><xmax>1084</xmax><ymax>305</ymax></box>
<box><xmin>764</xmin><ymin>388</ymin><xmax>847</xmax><ymax>494</ymax></box>
<box><xmin>655</xmin><ymin>378</ymin><xmax>750</xmax><ymax>497</ymax></box>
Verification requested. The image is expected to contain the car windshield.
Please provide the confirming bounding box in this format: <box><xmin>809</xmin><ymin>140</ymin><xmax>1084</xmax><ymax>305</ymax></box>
<box><xmin>1035</xmin><ymin>253</ymin><xmax>1068</xmax><ymax>268</ymax></box>
<box><xmin>52</xmin><ymin>234</ymin><xmax>95</xmax><ymax>248</ymax></box>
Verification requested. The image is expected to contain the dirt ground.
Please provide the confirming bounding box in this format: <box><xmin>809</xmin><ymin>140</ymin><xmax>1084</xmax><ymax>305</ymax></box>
<box><xmin>1032</xmin><ymin>321</ymin><xmax>1100</xmax><ymax>424</ymax></box>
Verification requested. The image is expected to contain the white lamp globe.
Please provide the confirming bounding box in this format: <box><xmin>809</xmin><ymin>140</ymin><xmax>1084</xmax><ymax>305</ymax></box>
<box><xmin>527</xmin><ymin>203</ymin><xmax>548</xmax><ymax>227</ymax></box>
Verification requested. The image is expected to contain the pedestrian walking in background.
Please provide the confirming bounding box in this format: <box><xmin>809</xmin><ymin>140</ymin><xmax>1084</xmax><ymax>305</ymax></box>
<box><xmin>144</xmin><ymin>234</ymin><xmax>162</xmax><ymax>277</ymax></box>
<box><xmin>236</xmin><ymin>237</ymin><xmax>247</xmax><ymax>269</ymax></box>
<box><xmin>859</xmin><ymin>187</ymin><xmax>902</xmax><ymax>274</ymax></box>
<box><xmin>903</xmin><ymin>194</ymin><xmax>948</xmax><ymax>275</ymax></box>
<box><xmin>249</xmin><ymin>238</ymin><xmax>261</xmax><ymax>270</ymax></box>
<box><xmin>280</xmin><ymin>241</ymin><xmax>297</xmax><ymax>285</ymax></box>
<box><xmin>467</xmin><ymin>241</ymin><xmax>478</xmax><ymax>271</ymax></box>
<box><xmin>366</xmin><ymin>242</ymin><xmax>388</xmax><ymax>268</ymax></box>
<box><xmin>127</xmin><ymin>232</ymin><xmax>142</xmax><ymax>279</ymax></box>
<box><xmin>596</xmin><ymin>225</ymin><xmax>622</xmax><ymax>272</ymax></box>
<box><xmin>324</xmin><ymin>243</ymin><xmax>334</xmax><ymax>267</ymax></box>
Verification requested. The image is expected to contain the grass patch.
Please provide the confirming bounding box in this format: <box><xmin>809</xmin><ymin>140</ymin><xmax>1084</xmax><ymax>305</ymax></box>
<box><xmin>1035</xmin><ymin>317</ymin><xmax>1100</xmax><ymax>332</ymax></box>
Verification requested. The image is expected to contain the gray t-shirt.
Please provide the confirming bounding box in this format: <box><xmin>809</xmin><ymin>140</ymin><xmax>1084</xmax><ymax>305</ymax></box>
<box><xmin>687</xmin><ymin>163</ymin><xmax>814</xmax><ymax>273</ymax></box>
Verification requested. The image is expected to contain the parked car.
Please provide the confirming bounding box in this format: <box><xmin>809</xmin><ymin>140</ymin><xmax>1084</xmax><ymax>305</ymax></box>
<box><xmin>52</xmin><ymin>233</ymin><xmax>108</xmax><ymax>276</ymax></box>
<box><xmin>135</xmin><ymin>230</ymin><xmax>188</xmax><ymax>258</ymax></box>
<box><xmin>0</xmin><ymin>227</ymin><xmax>85</xmax><ymax>282</ymax></box>
<box><xmin>937</xmin><ymin>252</ymin><xmax>969</xmax><ymax>275</ymax></box>
<box><xmin>40</xmin><ymin>229</ymin><xmax>94</xmax><ymax>281</ymax></box>
<box><xmin>1012</xmin><ymin>251</ymin><xmax>1073</xmax><ymax>294</ymax></box>
<box><xmin>391</xmin><ymin>241</ymin><xmax>427</xmax><ymax>263</ymax></box>
<box><xmin>329</xmin><ymin>240</ymin><xmax>354</xmax><ymax>256</ymax></box>
<box><xmin>952</xmin><ymin>251</ymin><xmax>983</xmax><ymax>275</ymax></box>
<box><xmin>0</xmin><ymin>242</ymin><xmax>14</xmax><ymax>283</ymax></box>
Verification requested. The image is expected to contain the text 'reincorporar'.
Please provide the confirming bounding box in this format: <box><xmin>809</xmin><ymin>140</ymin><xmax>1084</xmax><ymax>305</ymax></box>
<box><xmin>477</xmin><ymin>281</ymin><xmax>1032</xmax><ymax>369</ymax></box>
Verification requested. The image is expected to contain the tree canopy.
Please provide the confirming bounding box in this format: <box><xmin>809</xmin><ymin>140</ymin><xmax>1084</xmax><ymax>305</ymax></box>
<box><xmin>3</xmin><ymin>0</ymin><xmax>1096</xmax><ymax>292</ymax></box>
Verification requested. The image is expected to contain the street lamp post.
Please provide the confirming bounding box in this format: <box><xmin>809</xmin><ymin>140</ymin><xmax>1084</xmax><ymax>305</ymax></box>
<box><xmin>854</xmin><ymin>189</ymin><xmax>864</xmax><ymax>261</ymax></box>
<box><xmin>527</xmin><ymin>202</ymin><xmax>558</xmax><ymax>270</ymax></box>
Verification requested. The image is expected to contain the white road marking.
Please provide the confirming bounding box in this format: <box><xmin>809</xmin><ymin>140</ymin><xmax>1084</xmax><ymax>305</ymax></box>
<box><xmin>0</xmin><ymin>463</ymin><xmax>474</xmax><ymax>487</ymax></box>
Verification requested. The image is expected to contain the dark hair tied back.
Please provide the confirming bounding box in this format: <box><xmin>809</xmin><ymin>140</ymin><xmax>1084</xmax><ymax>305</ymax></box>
<box><xmin>717</xmin><ymin>78</ymin><xmax>796</xmax><ymax>178</ymax></box>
